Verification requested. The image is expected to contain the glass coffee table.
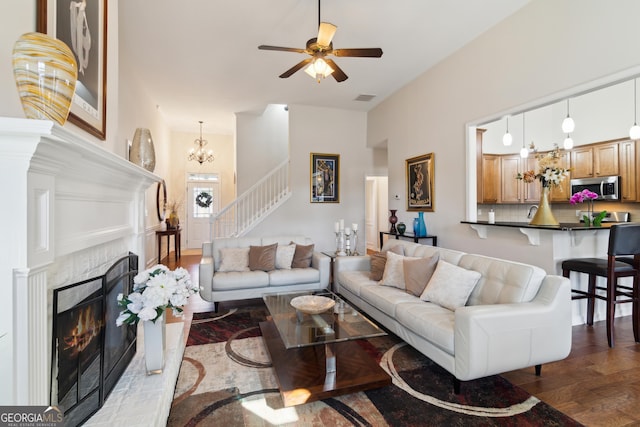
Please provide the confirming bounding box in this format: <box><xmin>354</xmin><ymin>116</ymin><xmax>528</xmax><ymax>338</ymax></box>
<box><xmin>260</xmin><ymin>289</ymin><xmax>391</xmax><ymax>407</ymax></box>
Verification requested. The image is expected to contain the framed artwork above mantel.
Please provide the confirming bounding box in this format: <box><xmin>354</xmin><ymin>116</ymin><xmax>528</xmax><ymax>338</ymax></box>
<box><xmin>37</xmin><ymin>0</ymin><xmax>108</xmax><ymax>140</ymax></box>
<box><xmin>406</xmin><ymin>153</ymin><xmax>435</xmax><ymax>212</ymax></box>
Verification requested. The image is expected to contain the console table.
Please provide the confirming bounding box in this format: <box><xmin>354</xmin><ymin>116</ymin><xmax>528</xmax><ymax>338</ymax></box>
<box><xmin>156</xmin><ymin>227</ymin><xmax>181</xmax><ymax>262</ymax></box>
<box><xmin>379</xmin><ymin>231</ymin><xmax>437</xmax><ymax>249</ymax></box>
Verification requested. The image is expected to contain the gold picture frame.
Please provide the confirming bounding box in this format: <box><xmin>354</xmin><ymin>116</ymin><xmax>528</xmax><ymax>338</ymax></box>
<box><xmin>310</xmin><ymin>153</ymin><xmax>340</xmax><ymax>203</ymax></box>
<box><xmin>406</xmin><ymin>153</ymin><xmax>434</xmax><ymax>211</ymax></box>
<box><xmin>37</xmin><ymin>0</ymin><xmax>108</xmax><ymax>140</ymax></box>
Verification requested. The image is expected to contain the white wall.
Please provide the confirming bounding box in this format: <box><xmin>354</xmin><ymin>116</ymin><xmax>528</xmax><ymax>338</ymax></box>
<box><xmin>247</xmin><ymin>105</ymin><xmax>376</xmax><ymax>253</ymax></box>
<box><xmin>236</xmin><ymin>104</ymin><xmax>289</xmax><ymax>194</ymax></box>
<box><xmin>367</xmin><ymin>0</ymin><xmax>640</xmax><ymax>269</ymax></box>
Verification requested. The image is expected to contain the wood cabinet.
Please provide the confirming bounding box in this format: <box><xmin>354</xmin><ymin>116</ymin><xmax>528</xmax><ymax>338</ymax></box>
<box><xmin>499</xmin><ymin>155</ymin><xmax>539</xmax><ymax>204</ymax></box>
<box><xmin>481</xmin><ymin>154</ymin><xmax>500</xmax><ymax>203</ymax></box>
<box><xmin>619</xmin><ymin>139</ymin><xmax>636</xmax><ymax>202</ymax></box>
<box><xmin>549</xmin><ymin>150</ymin><xmax>571</xmax><ymax>202</ymax></box>
<box><xmin>570</xmin><ymin>141</ymin><xmax>619</xmax><ymax>178</ymax></box>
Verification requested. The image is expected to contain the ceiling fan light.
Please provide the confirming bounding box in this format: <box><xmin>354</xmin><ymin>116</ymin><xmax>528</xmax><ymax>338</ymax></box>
<box><xmin>304</xmin><ymin>58</ymin><xmax>334</xmax><ymax>82</ymax></box>
<box><xmin>317</xmin><ymin>22</ymin><xmax>337</xmax><ymax>47</ymax></box>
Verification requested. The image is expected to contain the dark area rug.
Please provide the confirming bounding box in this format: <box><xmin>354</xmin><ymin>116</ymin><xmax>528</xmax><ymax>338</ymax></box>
<box><xmin>168</xmin><ymin>304</ymin><xmax>583</xmax><ymax>426</ymax></box>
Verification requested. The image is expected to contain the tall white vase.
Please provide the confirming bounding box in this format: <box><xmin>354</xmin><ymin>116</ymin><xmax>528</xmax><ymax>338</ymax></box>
<box><xmin>143</xmin><ymin>313</ymin><xmax>166</xmax><ymax>375</ymax></box>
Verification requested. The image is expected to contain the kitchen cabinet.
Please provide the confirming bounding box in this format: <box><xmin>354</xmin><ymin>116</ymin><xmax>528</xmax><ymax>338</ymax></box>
<box><xmin>549</xmin><ymin>150</ymin><xmax>572</xmax><ymax>202</ymax></box>
<box><xmin>619</xmin><ymin>139</ymin><xmax>636</xmax><ymax>201</ymax></box>
<box><xmin>481</xmin><ymin>154</ymin><xmax>499</xmax><ymax>203</ymax></box>
<box><xmin>570</xmin><ymin>141</ymin><xmax>619</xmax><ymax>179</ymax></box>
<box><xmin>500</xmin><ymin>155</ymin><xmax>539</xmax><ymax>203</ymax></box>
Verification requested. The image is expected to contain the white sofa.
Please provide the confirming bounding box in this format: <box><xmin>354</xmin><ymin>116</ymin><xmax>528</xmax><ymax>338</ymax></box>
<box><xmin>334</xmin><ymin>239</ymin><xmax>572</xmax><ymax>391</ymax></box>
<box><xmin>199</xmin><ymin>235</ymin><xmax>330</xmax><ymax>311</ymax></box>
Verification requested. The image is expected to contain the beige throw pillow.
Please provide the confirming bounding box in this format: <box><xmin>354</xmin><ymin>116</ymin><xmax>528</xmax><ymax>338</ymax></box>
<box><xmin>218</xmin><ymin>247</ymin><xmax>250</xmax><ymax>272</ymax></box>
<box><xmin>275</xmin><ymin>243</ymin><xmax>296</xmax><ymax>269</ymax></box>
<box><xmin>403</xmin><ymin>254</ymin><xmax>440</xmax><ymax>297</ymax></box>
<box><xmin>291</xmin><ymin>243</ymin><xmax>314</xmax><ymax>268</ymax></box>
<box><xmin>420</xmin><ymin>260</ymin><xmax>481</xmax><ymax>311</ymax></box>
<box><xmin>249</xmin><ymin>243</ymin><xmax>278</xmax><ymax>271</ymax></box>
<box><xmin>379</xmin><ymin>251</ymin><xmax>418</xmax><ymax>289</ymax></box>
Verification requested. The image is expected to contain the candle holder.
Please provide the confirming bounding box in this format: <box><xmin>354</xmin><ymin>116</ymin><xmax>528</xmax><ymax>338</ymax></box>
<box><xmin>344</xmin><ymin>229</ymin><xmax>352</xmax><ymax>256</ymax></box>
<box><xmin>351</xmin><ymin>229</ymin><xmax>359</xmax><ymax>256</ymax></box>
<box><xmin>334</xmin><ymin>231</ymin><xmax>341</xmax><ymax>255</ymax></box>
<box><xmin>337</xmin><ymin>231</ymin><xmax>346</xmax><ymax>256</ymax></box>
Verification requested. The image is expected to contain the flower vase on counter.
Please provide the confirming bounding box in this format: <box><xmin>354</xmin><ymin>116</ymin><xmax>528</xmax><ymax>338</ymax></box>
<box><xmin>529</xmin><ymin>187</ymin><xmax>559</xmax><ymax>226</ymax></box>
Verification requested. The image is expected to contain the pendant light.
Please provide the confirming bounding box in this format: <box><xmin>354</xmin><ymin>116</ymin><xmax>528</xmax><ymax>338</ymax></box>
<box><xmin>562</xmin><ymin>99</ymin><xmax>575</xmax><ymax>133</ymax></box>
<box><xmin>630</xmin><ymin>79</ymin><xmax>640</xmax><ymax>140</ymax></box>
<box><xmin>563</xmin><ymin>134</ymin><xmax>574</xmax><ymax>150</ymax></box>
<box><xmin>502</xmin><ymin>116</ymin><xmax>513</xmax><ymax>146</ymax></box>
<box><xmin>520</xmin><ymin>113</ymin><xmax>529</xmax><ymax>158</ymax></box>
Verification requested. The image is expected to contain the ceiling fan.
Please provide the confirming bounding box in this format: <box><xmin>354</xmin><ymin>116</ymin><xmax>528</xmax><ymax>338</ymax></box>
<box><xmin>258</xmin><ymin>0</ymin><xmax>383</xmax><ymax>83</ymax></box>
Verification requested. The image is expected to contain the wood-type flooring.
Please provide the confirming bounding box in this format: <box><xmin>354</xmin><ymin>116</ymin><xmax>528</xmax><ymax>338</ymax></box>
<box><xmin>165</xmin><ymin>249</ymin><xmax>640</xmax><ymax>426</ymax></box>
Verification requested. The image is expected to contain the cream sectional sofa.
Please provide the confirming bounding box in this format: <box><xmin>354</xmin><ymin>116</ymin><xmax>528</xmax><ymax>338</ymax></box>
<box><xmin>334</xmin><ymin>239</ymin><xmax>572</xmax><ymax>391</ymax></box>
<box><xmin>199</xmin><ymin>235</ymin><xmax>330</xmax><ymax>311</ymax></box>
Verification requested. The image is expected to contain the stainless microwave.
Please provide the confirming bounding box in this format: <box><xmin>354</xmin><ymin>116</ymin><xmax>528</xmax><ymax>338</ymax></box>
<box><xmin>569</xmin><ymin>176</ymin><xmax>620</xmax><ymax>200</ymax></box>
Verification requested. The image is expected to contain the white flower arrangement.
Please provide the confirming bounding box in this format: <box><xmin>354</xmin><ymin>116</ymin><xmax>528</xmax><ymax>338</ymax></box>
<box><xmin>116</xmin><ymin>264</ymin><xmax>198</xmax><ymax>326</ymax></box>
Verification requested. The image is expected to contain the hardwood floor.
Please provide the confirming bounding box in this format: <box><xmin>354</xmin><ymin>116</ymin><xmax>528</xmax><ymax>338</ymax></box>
<box><xmin>164</xmin><ymin>249</ymin><xmax>640</xmax><ymax>426</ymax></box>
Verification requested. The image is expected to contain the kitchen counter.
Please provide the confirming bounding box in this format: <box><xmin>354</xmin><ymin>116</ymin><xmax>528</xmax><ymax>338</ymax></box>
<box><xmin>461</xmin><ymin>220</ymin><xmax>613</xmax><ymax>231</ymax></box>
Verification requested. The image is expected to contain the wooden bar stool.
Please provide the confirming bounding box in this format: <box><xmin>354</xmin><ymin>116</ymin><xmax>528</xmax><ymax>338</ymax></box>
<box><xmin>561</xmin><ymin>223</ymin><xmax>640</xmax><ymax>348</ymax></box>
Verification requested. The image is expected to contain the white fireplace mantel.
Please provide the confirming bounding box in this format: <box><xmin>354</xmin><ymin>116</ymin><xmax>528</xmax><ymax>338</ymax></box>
<box><xmin>0</xmin><ymin>117</ymin><xmax>161</xmax><ymax>405</ymax></box>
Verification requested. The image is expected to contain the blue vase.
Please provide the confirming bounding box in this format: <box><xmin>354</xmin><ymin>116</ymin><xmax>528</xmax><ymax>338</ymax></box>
<box><xmin>415</xmin><ymin>212</ymin><xmax>427</xmax><ymax>237</ymax></box>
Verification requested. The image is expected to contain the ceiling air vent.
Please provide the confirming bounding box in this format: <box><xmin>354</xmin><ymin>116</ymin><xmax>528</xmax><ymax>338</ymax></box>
<box><xmin>354</xmin><ymin>94</ymin><xmax>376</xmax><ymax>102</ymax></box>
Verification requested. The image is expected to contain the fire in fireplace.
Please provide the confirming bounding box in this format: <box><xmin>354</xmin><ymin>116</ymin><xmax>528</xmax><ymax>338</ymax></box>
<box><xmin>50</xmin><ymin>253</ymin><xmax>138</xmax><ymax>427</ymax></box>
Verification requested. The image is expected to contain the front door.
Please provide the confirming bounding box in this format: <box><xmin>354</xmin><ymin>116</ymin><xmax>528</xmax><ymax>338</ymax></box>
<box><xmin>186</xmin><ymin>181</ymin><xmax>220</xmax><ymax>249</ymax></box>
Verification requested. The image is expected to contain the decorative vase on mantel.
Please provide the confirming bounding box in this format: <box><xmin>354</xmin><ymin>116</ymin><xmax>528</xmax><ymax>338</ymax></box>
<box><xmin>143</xmin><ymin>313</ymin><xmax>166</xmax><ymax>375</ymax></box>
<box><xmin>129</xmin><ymin>128</ymin><xmax>156</xmax><ymax>172</ymax></box>
<box><xmin>529</xmin><ymin>186</ymin><xmax>559</xmax><ymax>226</ymax></box>
<box><xmin>389</xmin><ymin>209</ymin><xmax>398</xmax><ymax>233</ymax></box>
<box><xmin>12</xmin><ymin>32</ymin><xmax>78</xmax><ymax>125</ymax></box>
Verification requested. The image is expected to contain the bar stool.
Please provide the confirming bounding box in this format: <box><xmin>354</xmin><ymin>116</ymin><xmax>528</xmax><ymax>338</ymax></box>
<box><xmin>561</xmin><ymin>223</ymin><xmax>640</xmax><ymax>348</ymax></box>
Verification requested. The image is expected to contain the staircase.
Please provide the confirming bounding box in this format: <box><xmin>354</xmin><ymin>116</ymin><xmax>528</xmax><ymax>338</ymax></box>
<box><xmin>209</xmin><ymin>159</ymin><xmax>291</xmax><ymax>239</ymax></box>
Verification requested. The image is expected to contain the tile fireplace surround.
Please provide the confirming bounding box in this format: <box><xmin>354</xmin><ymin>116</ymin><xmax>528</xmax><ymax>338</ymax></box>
<box><xmin>0</xmin><ymin>117</ymin><xmax>161</xmax><ymax>406</ymax></box>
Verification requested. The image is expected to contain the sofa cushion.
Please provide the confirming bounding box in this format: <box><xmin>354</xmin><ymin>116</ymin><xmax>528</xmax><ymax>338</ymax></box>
<box><xmin>396</xmin><ymin>301</ymin><xmax>455</xmax><ymax>354</ymax></box>
<box><xmin>218</xmin><ymin>247</ymin><xmax>250</xmax><ymax>272</ymax></box>
<box><xmin>337</xmin><ymin>270</ymin><xmax>377</xmax><ymax>297</ymax></box>
<box><xmin>212</xmin><ymin>270</ymin><xmax>269</xmax><ymax>290</ymax></box>
<box><xmin>359</xmin><ymin>285</ymin><xmax>419</xmax><ymax>317</ymax></box>
<box><xmin>459</xmin><ymin>254</ymin><xmax>546</xmax><ymax>305</ymax></box>
<box><xmin>420</xmin><ymin>260</ymin><xmax>481</xmax><ymax>311</ymax></box>
<box><xmin>404</xmin><ymin>253</ymin><xmax>439</xmax><ymax>297</ymax></box>
<box><xmin>269</xmin><ymin>267</ymin><xmax>320</xmax><ymax>286</ymax></box>
<box><xmin>380</xmin><ymin>251</ymin><xmax>419</xmax><ymax>289</ymax></box>
<box><xmin>275</xmin><ymin>243</ymin><xmax>296</xmax><ymax>269</ymax></box>
<box><xmin>249</xmin><ymin>243</ymin><xmax>278</xmax><ymax>271</ymax></box>
<box><xmin>291</xmin><ymin>243</ymin><xmax>314</xmax><ymax>268</ymax></box>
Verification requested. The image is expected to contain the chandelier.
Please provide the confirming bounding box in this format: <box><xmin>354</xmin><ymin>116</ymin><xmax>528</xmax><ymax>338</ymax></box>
<box><xmin>188</xmin><ymin>121</ymin><xmax>214</xmax><ymax>164</ymax></box>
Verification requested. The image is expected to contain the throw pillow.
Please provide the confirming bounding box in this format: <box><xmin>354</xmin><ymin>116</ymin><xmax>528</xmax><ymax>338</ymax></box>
<box><xmin>388</xmin><ymin>244</ymin><xmax>405</xmax><ymax>256</ymax></box>
<box><xmin>369</xmin><ymin>252</ymin><xmax>387</xmax><ymax>281</ymax></box>
<box><xmin>379</xmin><ymin>251</ymin><xmax>418</xmax><ymax>289</ymax></box>
<box><xmin>403</xmin><ymin>253</ymin><xmax>440</xmax><ymax>297</ymax></box>
<box><xmin>420</xmin><ymin>260</ymin><xmax>481</xmax><ymax>311</ymax></box>
<box><xmin>248</xmin><ymin>243</ymin><xmax>278</xmax><ymax>271</ymax></box>
<box><xmin>275</xmin><ymin>243</ymin><xmax>296</xmax><ymax>269</ymax></box>
<box><xmin>291</xmin><ymin>242</ymin><xmax>314</xmax><ymax>268</ymax></box>
<box><xmin>218</xmin><ymin>247</ymin><xmax>250</xmax><ymax>272</ymax></box>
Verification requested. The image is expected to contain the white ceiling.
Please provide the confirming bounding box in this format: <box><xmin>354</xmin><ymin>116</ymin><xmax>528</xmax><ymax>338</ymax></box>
<box><xmin>119</xmin><ymin>0</ymin><xmax>530</xmax><ymax>135</ymax></box>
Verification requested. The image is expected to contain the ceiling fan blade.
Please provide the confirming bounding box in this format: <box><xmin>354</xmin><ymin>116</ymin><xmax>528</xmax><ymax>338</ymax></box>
<box><xmin>324</xmin><ymin>59</ymin><xmax>348</xmax><ymax>82</ymax></box>
<box><xmin>279</xmin><ymin>58</ymin><xmax>313</xmax><ymax>78</ymax></box>
<box><xmin>258</xmin><ymin>45</ymin><xmax>306</xmax><ymax>54</ymax></box>
<box><xmin>333</xmin><ymin>48</ymin><xmax>383</xmax><ymax>58</ymax></box>
<box><xmin>317</xmin><ymin>22</ymin><xmax>337</xmax><ymax>47</ymax></box>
